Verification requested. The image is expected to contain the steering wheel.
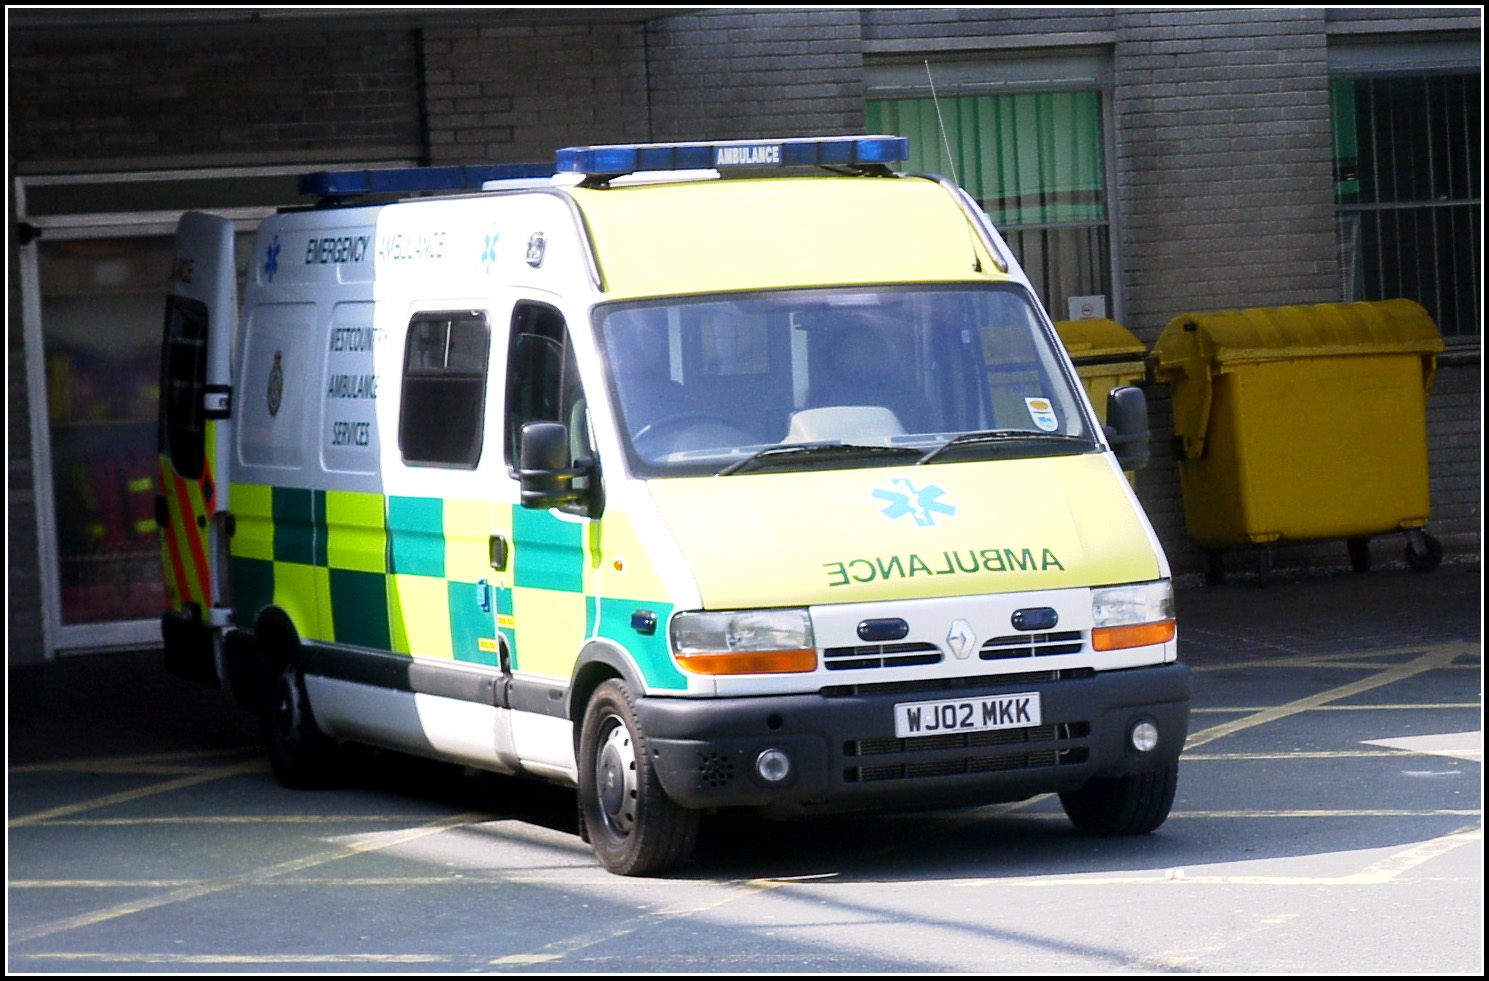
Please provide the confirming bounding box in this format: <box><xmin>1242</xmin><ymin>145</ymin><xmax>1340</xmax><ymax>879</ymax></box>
<box><xmin>632</xmin><ymin>412</ymin><xmax>736</xmax><ymax>447</ymax></box>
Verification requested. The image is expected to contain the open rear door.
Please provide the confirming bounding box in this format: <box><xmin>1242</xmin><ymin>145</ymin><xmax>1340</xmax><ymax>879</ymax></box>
<box><xmin>158</xmin><ymin>212</ymin><xmax>237</xmax><ymax>683</ymax></box>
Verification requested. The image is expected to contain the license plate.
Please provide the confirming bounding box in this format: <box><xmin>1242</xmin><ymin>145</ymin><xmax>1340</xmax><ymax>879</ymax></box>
<box><xmin>894</xmin><ymin>692</ymin><xmax>1042</xmax><ymax>738</ymax></box>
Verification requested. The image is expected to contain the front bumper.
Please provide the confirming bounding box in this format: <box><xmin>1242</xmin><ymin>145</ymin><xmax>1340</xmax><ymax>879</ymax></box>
<box><xmin>635</xmin><ymin>662</ymin><xmax>1190</xmax><ymax>812</ymax></box>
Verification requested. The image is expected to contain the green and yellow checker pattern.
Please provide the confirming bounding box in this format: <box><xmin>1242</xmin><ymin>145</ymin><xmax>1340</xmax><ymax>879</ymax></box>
<box><xmin>228</xmin><ymin>482</ymin><xmax>688</xmax><ymax>690</ymax></box>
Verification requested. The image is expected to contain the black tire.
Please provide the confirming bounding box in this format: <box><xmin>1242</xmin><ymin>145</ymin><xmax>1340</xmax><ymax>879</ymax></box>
<box><xmin>577</xmin><ymin>679</ymin><xmax>699</xmax><ymax>876</ymax></box>
<box><xmin>261</xmin><ymin>658</ymin><xmax>338</xmax><ymax>790</ymax></box>
<box><xmin>1404</xmin><ymin>533</ymin><xmax>1443</xmax><ymax>573</ymax></box>
<box><xmin>1059</xmin><ymin>763</ymin><xmax>1178</xmax><ymax>836</ymax></box>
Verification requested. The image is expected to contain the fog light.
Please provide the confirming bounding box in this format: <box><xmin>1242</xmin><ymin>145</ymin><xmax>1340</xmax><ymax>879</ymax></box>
<box><xmin>1130</xmin><ymin>720</ymin><xmax>1159</xmax><ymax>753</ymax></box>
<box><xmin>756</xmin><ymin>748</ymin><xmax>792</xmax><ymax>784</ymax></box>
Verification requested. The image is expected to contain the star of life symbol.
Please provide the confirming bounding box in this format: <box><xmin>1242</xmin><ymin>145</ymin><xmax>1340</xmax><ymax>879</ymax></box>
<box><xmin>481</xmin><ymin>230</ymin><xmax>499</xmax><ymax>273</ymax></box>
<box><xmin>263</xmin><ymin>235</ymin><xmax>281</xmax><ymax>282</ymax></box>
<box><xmin>873</xmin><ymin>479</ymin><xmax>956</xmax><ymax>527</ymax></box>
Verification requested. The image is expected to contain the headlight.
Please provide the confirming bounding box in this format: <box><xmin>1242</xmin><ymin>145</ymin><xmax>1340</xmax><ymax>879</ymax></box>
<box><xmin>1090</xmin><ymin>580</ymin><xmax>1176</xmax><ymax>651</ymax></box>
<box><xmin>669</xmin><ymin>609</ymin><xmax>816</xmax><ymax>675</ymax></box>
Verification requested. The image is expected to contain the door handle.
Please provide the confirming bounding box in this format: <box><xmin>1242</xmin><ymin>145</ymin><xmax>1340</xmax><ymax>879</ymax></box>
<box><xmin>490</xmin><ymin>533</ymin><xmax>510</xmax><ymax>571</ymax></box>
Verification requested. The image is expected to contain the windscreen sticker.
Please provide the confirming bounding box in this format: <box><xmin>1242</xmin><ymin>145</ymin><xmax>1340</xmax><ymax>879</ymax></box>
<box><xmin>1025</xmin><ymin>397</ymin><xmax>1058</xmax><ymax>432</ymax></box>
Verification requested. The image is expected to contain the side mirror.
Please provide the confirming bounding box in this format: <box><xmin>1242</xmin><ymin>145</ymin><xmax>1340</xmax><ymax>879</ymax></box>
<box><xmin>1104</xmin><ymin>385</ymin><xmax>1150</xmax><ymax>471</ymax></box>
<box><xmin>518</xmin><ymin>421</ymin><xmax>594</xmax><ymax>510</ymax></box>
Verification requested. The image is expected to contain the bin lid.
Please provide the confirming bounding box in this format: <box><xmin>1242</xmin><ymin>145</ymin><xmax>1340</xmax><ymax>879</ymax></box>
<box><xmin>1153</xmin><ymin>299</ymin><xmax>1442</xmax><ymax>371</ymax></box>
<box><xmin>1053</xmin><ymin>318</ymin><xmax>1147</xmax><ymax>361</ymax></box>
<box><xmin>1151</xmin><ymin>299</ymin><xmax>1443</xmax><ymax>460</ymax></box>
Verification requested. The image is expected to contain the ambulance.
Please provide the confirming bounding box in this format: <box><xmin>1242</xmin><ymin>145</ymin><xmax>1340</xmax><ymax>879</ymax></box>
<box><xmin>158</xmin><ymin>135</ymin><xmax>1189</xmax><ymax>875</ymax></box>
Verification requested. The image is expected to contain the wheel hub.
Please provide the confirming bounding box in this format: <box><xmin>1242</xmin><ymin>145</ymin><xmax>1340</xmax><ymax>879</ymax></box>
<box><xmin>271</xmin><ymin>670</ymin><xmax>301</xmax><ymax>746</ymax></box>
<box><xmin>595</xmin><ymin>720</ymin><xmax>637</xmax><ymax>834</ymax></box>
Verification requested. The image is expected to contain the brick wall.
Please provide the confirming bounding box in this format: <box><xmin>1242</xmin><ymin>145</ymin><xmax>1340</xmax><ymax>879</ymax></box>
<box><xmin>421</xmin><ymin>22</ymin><xmax>652</xmax><ymax>165</ymax></box>
<box><xmin>9</xmin><ymin>25</ymin><xmax>422</xmax><ymax>172</ymax></box>
<box><xmin>1111</xmin><ymin>7</ymin><xmax>1340</xmax><ymax>340</ymax></box>
<box><xmin>645</xmin><ymin>9</ymin><xmax>867</xmax><ymax>142</ymax></box>
<box><xmin>1426</xmin><ymin>358</ymin><xmax>1483</xmax><ymax>551</ymax></box>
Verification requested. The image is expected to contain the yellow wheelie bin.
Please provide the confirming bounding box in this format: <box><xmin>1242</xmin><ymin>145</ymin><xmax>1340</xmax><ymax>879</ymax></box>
<box><xmin>1151</xmin><ymin>299</ymin><xmax>1443</xmax><ymax>581</ymax></box>
<box><xmin>1054</xmin><ymin>318</ymin><xmax>1149</xmax><ymax>425</ymax></box>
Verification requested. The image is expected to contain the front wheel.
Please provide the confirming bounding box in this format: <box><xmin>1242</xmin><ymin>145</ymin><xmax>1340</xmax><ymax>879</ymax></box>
<box><xmin>577</xmin><ymin>679</ymin><xmax>699</xmax><ymax>876</ymax></box>
<box><xmin>1059</xmin><ymin>763</ymin><xmax>1178</xmax><ymax>836</ymax></box>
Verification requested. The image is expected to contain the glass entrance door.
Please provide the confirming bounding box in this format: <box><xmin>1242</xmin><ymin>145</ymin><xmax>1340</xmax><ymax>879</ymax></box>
<box><xmin>37</xmin><ymin>234</ymin><xmax>175</xmax><ymax>637</ymax></box>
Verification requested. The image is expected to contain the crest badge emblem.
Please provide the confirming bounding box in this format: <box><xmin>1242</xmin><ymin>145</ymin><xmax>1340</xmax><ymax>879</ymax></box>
<box><xmin>267</xmin><ymin>351</ymin><xmax>284</xmax><ymax>417</ymax></box>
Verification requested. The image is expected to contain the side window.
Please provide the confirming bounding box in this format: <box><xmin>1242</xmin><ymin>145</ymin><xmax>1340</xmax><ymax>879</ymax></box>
<box><xmin>398</xmin><ymin>310</ymin><xmax>490</xmax><ymax>468</ymax></box>
<box><xmin>505</xmin><ymin>301</ymin><xmax>589</xmax><ymax>471</ymax></box>
<box><xmin>159</xmin><ymin>294</ymin><xmax>210</xmax><ymax>479</ymax></box>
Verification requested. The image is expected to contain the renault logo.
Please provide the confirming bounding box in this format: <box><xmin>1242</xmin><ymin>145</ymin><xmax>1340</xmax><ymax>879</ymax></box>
<box><xmin>946</xmin><ymin>619</ymin><xmax>977</xmax><ymax>660</ymax></box>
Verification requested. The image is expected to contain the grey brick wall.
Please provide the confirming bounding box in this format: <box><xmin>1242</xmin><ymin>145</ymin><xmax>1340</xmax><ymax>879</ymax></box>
<box><xmin>1111</xmin><ymin>8</ymin><xmax>1340</xmax><ymax>341</ymax></box>
<box><xmin>1425</xmin><ymin>358</ymin><xmax>1483</xmax><ymax>551</ymax></box>
<box><xmin>9</xmin><ymin>26</ymin><xmax>422</xmax><ymax>172</ymax></box>
<box><xmin>862</xmin><ymin>6</ymin><xmax>1117</xmax><ymax>49</ymax></box>
<box><xmin>645</xmin><ymin>9</ymin><xmax>866</xmax><ymax>142</ymax></box>
<box><xmin>421</xmin><ymin>22</ymin><xmax>652</xmax><ymax>165</ymax></box>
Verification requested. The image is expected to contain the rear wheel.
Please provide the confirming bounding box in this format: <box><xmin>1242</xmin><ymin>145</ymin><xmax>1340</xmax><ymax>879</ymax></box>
<box><xmin>262</xmin><ymin>658</ymin><xmax>338</xmax><ymax>790</ymax></box>
<box><xmin>1059</xmin><ymin>763</ymin><xmax>1178</xmax><ymax>836</ymax></box>
<box><xmin>577</xmin><ymin>679</ymin><xmax>699</xmax><ymax>876</ymax></box>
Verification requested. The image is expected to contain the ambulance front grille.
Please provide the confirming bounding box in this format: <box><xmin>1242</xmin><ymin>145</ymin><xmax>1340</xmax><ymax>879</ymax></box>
<box><xmin>979</xmin><ymin>630</ymin><xmax>1085</xmax><ymax>660</ymax></box>
<box><xmin>823</xmin><ymin>642</ymin><xmax>942</xmax><ymax>671</ymax></box>
<box><xmin>842</xmin><ymin>721</ymin><xmax>1091</xmax><ymax>783</ymax></box>
<box><xmin>819</xmin><ymin>667</ymin><xmax>1094</xmax><ymax>699</ymax></box>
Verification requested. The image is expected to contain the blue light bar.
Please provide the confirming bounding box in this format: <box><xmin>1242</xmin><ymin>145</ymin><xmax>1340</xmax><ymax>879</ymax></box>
<box><xmin>300</xmin><ymin>163</ymin><xmax>553</xmax><ymax>198</ymax></box>
<box><xmin>554</xmin><ymin>135</ymin><xmax>910</xmax><ymax>176</ymax></box>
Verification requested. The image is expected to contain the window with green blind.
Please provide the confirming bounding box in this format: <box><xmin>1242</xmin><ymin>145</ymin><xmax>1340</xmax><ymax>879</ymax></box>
<box><xmin>867</xmin><ymin>90</ymin><xmax>1111</xmax><ymax>320</ymax></box>
<box><xmin>1330</xmin><ymin>72</ymin><xmax>1480</xmax><ymax>338</ymax></box>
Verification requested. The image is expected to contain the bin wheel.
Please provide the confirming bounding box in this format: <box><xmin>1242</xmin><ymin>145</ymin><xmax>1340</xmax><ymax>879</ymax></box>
<box><xmin>1255</xmin><ymin>544</ymin><xmax>1274</xmax><ymax>585</ymax></box>
<box><xmin>577</xmin><ymin>679</ymin><xmax>699</xmax><ymax>876</ymax></box>
<box><xmin>1203</xmin><ymin>550</ymin><xmax>1225</xmax><ymax>586</ymax></box>
<box><xmin>1060</xmin><ymin>763</ymin><xmax>1178</xmax><ymax>836</ymax></box>
<box><xmin>1347</xmin><ymin>537</ymin><xmax>1372</xmax><ymax>573</ymax></box>
<box><xmin>1404</xmin><ymin>532</ymin><xmax>1443</xmax><ymax>573</ymax></box>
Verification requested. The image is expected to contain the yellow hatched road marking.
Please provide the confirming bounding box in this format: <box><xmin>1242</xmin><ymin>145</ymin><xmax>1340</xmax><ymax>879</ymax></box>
<box><xmin>1138</xmin><ymin>913</ymin><xmax>1302</xmax><ymax>970</ymax></box>
<box><xmin>486</xmin><ymin>877</ymin><xmax>789</xmax><ymax>967</ymax></box>
<box><xmin>1185</xmin><ymin>643</ymin><xmax>1473</xmax><ymax>751</ymax></box>
<box><xmin>7</xmin><ymin>811</ymin><xmax>488</xmax><ymax>944</ymax></box>
<box><xmin>21</xmin><ymin>953</ymin><xmax>457</xmax><ymax>966</ymax></box>
<box><xmin>7</xmin><ymin>759</ymin><xmax>266</xmax><ymax>829</ymax></box>
<box><xmin>1192</xmin><ymin>702</ymin><xmax>1479</xmax><ymax>712</ymax></box>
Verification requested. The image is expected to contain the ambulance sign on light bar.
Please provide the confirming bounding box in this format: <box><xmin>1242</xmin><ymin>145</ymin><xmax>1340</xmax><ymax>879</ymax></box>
<box><xmin>554</xmin><ymin>135</ymin><xmax>910</xmax><ymax>176</ymax></box>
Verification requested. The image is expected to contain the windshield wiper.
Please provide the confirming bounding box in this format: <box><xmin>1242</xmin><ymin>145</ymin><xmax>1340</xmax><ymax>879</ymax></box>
<box><xmin>719</xmin><ymin>442</ymin><xmax>922</xmax><ymax>476</ymax></box>
<box><xmin>917</xmin><ymin>430</ymin><xmax>1093</xmax><ymax>465</ymax></box>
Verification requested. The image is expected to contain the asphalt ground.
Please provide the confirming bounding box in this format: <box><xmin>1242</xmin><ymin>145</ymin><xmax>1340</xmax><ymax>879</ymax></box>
<box><xmin>6</xmin><ymin>556</ymin><xmax>1483</xmax><ymax>973</ymax></box>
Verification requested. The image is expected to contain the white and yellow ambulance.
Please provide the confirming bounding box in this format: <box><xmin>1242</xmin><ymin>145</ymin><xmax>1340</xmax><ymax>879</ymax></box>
<box><xmin>159</xmin><ymin>136</ymin><xmax>1188</xmax><ymax>875</ymax></box>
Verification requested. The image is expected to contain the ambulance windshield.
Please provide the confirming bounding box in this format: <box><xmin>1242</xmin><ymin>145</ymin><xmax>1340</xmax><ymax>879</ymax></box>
<box><xmin>596</xmin><ymin>283</ymin><xmax>1095</xmax><ymax>477</ymax></box>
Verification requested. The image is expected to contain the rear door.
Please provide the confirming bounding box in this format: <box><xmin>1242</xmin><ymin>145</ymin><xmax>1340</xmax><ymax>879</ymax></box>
<box><xmin>158</xmin><ymin>212</ymin><xmax>237</xmax><ymax>619</ymax></box>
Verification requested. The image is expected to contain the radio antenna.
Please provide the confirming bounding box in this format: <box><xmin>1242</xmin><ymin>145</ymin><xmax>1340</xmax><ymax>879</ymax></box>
<box><xmin>925</xmin><ymin>60</ymin><xmax>983</xmax><ymax>272</ymax></box>
<box><xmin>926</xmin><ymin>60</ymin><xmax>960</xmax><ymax>188</ymax></box>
